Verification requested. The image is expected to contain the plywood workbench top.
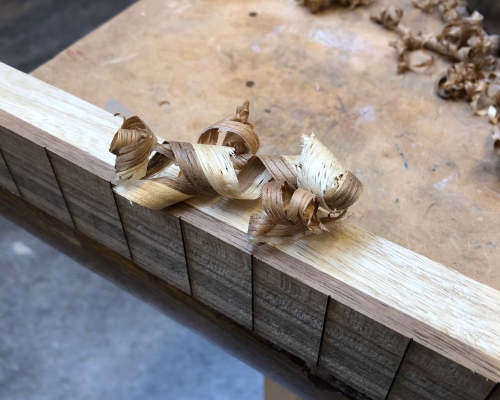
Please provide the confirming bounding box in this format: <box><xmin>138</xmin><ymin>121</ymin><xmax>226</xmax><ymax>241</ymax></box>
<box><xmin>32</xmin><ymin>0</ymin><xmax>500</xmax><ymax>289</ymax></box>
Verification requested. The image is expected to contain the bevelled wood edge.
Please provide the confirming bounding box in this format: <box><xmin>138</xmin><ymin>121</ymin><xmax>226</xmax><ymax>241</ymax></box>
<box><xmin>47</xmin><ymin>150</ymin><xmax>131</xmax><ymax>259</ymax></box>
<box><xmin>181</xmin><ymin>219</ymin><xmax>253</xmax><ymax>329</ymax></box>
<box><xmin>0</xmin><ymin>147</ymin><xmax>20</xmax><ymax>196</ymax></box>
<box><xmin>253</xmin><ymin>257</ymin><xmax>328</xmax><ymax>365</ymax></box>
<box><xmin>318</xmin><ymin>298</ymin><xmax>410</xmax><ymax>400</ymax></box>
<box><xmin>169</xmin><ymin>203</ymin><xmax>255</xmax><ymax>329</ymax></box>
<box><xmin>0</xmin><ymin>125</ymin><xmax>74</xmax><ymax>227</ymax></box>
<box><xmin>0</xmin><ymin>185</ymin><xmax>365</xmax><ymax>400</ymax></box>
<box><xmin>387</xmin><ymin>341</ymin><xmax>496</xmax><ymax>400</ymax></box>
<box><xmin>113</xmin><ymin>194</ymin><xmax>192</xmax><ymax>295</ymax></box>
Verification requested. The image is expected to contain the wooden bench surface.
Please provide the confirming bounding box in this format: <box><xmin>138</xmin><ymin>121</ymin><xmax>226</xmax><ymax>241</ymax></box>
<box><xmin>31</xmin><ymin>0</ymin><xmax>500</xmax><ymax>290</ymax></box>
<box><xmin>1</xmin><ymin>1</ymin><xmax>499</xmax><ymax>399</ymax></box>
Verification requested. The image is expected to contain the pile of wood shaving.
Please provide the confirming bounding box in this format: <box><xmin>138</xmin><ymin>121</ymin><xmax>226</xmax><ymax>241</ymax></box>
<box><xmin>110</xmin><ymin>102</ymin><xmax>363</xmax><ymax>244</ymax></box>
<box><xmin>412</xmin><ymin>0</ymin><xmax>469</xmax><ymax>23</ymax></box>
<box><xmin>371</xmin><ymin>2</ymin><xmax>500</xmax><ymax>156</ymax></box>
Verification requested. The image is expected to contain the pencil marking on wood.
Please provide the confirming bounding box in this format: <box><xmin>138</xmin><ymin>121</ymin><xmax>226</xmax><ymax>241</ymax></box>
<box><xmin>46</xmin><ymin>147</ymin><xmax>77</xmax><ymax>228</ymax></box>
<box><xmin>395</xmin><ymin>144</ymin><xmax>408</xmax><ymax>170</ymax></box>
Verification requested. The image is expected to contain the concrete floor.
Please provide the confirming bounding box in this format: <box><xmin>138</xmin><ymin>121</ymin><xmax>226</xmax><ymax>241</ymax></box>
<box><xmin>1</xmin><ymin>0</ymin><xmax>142</xmax><ymax>72</ymax></box>
<box><xmin>0</xmin><ymin>0</ymin><xmax>263</xmax><ymax>398</ymax></box>
<box><xmin>0</xmin><ymin>215</ymin><xmax>263</xmax><ymax>400</ymax></box>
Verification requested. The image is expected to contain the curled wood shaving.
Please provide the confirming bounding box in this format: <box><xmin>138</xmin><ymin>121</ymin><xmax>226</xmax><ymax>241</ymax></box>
<box><xmin>438</xmin><ymin>0</ymin><xmax>469</xmax><ymax>23</ymax></box>
<box><xmin>412</xmin><ymin>0</ymin><xmax>439</xmax><ymax>13</ymax></box>
<box><xmin>371</xmin><ymin>4</ymin><xmax>500</xmax><ymax>157</ymax></box>
<box><xmin>493</xmin><ymin>125</ymin><xmax>500</xmax><ymax>156</ymax></box>
<box><xmin>435</xmin><ymin>62</ymin><xmax>500</xmax><ymax>115</ymax></box>
<box><xmin>435</xmin><ymin>62</ymin><xmax>482</xmax><ymax>100</ymax></box>
<box><xmin>406</xmin><ymin>50</ymin><xmax>434</xmax><ymax>73</ymax></box>
<box><xmin>370</xmin><ymin>6</ymin><xmax>404</xmax><ymax>31</ymax></box>
<box><xmin>110</xmin><ymin>102</ymin><xmax>363</xmax><ymax>243</ymax></box>
<box><xmin>248</xmin><ymin>181</ymin><xmax>332</xmax><ymax>244</ymax></box>
<box><xmin>297</xmin><ymin>134</ymin><xmax>362</xmax><ymax>212</ymax></box>
<box><xmin>372</xmin><ymin>7</ymin><xmax>436</xmax><ymax>73</ymax></box>
<box><xmin>372</xmin><ymin>8</ymin><xmax>497</xmax><ymax>72</ymax></box>
<box><xmin>488</xmin><ymin>78</ymin><xmax>500</xmax><ymax>103</ymax></box>
<box><xmin>297</xmin><ymin>0</ymin><xmax>370</xmax><ymax>13</ymax></box>
<box><xmin>471</xmin><ymin>92</ymin><xmax>496</xmax><ymax>116</ymax></box>
<box><xmin>248</xmin><ymin>134</ymin><xmax>363</xmax><ymax>244</ymax></box>
<box><xmin>299</xmin><ymin>0</ymin><xmax>325</xmax><ymax>13</ymax></box>
<box><xmin>489</xmin><ymin>105</ymin><xmax>500</xmax><ymax>125</ymax></box>
<box><xmin>110</xmin><ymin>116</ymin><xmax>158</xmax><ymax>181</ymax></box>
<box><xmin>412</xmin><ymin>0</ymin><xmax>468</xmax><ymax>23</ymax></box>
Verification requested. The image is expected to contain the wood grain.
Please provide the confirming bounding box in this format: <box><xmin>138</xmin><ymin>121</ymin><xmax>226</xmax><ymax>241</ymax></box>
<box><xmin>180</xmin><ymin>218</ymin><xmax>253</xmax><ymax>329</ymax></box>
<box><xmin>387</xmin><ymin>342</ymin><xmax>496</xmax><ymax>400</ymax></box>
<box><xmin>0</xmin><ymin>126</ymin><xmax>73</xmax><ymax>226</ymax></box>
<box><xmin>0</xmin><ymin>62</ymin><xmax>120</xmax><ymax>167</ymax></box>
<box><xmin>253</xmin><ymin>257</ymin><xmax>328</xmax><ymax>365</ymax></box>
<box><xmin>1</xmin><ymin>62</ymin><xmax>500</xmax><ymax>382</ymax></box>
<box><xmin>113</xmin><ymin>194</ymin><xmax>191</xmax><ymax>294</ymax></box>
<box><xmin>0</xmin><ymin>147</ymin><xmax>20</xmax><ymax>196</ymax></box>
<box><xmin>47</xmin><ymin>151</ymin><xmax>131</xmax><ymax>259</ymax></box>
<box><xmin>318</xmin><ymin>299</ymin><xmax>410</xmax><ymax>400</ymax></box>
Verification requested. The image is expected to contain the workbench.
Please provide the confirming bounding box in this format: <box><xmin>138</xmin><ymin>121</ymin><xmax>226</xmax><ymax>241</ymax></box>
<box><xmin>1</xmin><ymin>0</ymin><xmax>499</xmax><ymax>399</ymax></box>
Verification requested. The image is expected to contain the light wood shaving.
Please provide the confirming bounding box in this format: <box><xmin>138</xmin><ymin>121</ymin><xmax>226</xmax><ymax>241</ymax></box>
<box><xmin>110</xmin><ymin>102</ymin><xmax>363</xmax><ymax>243</ymax></box>
<box><xmin>493</xmin><ymin>125</ymin><xmax>500</xmax><ymax>157</ymax></box>
<box><xmin>412</xmin><ymin>0</ymin><xmax>469</xmax><ymax>23</ymax></box>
